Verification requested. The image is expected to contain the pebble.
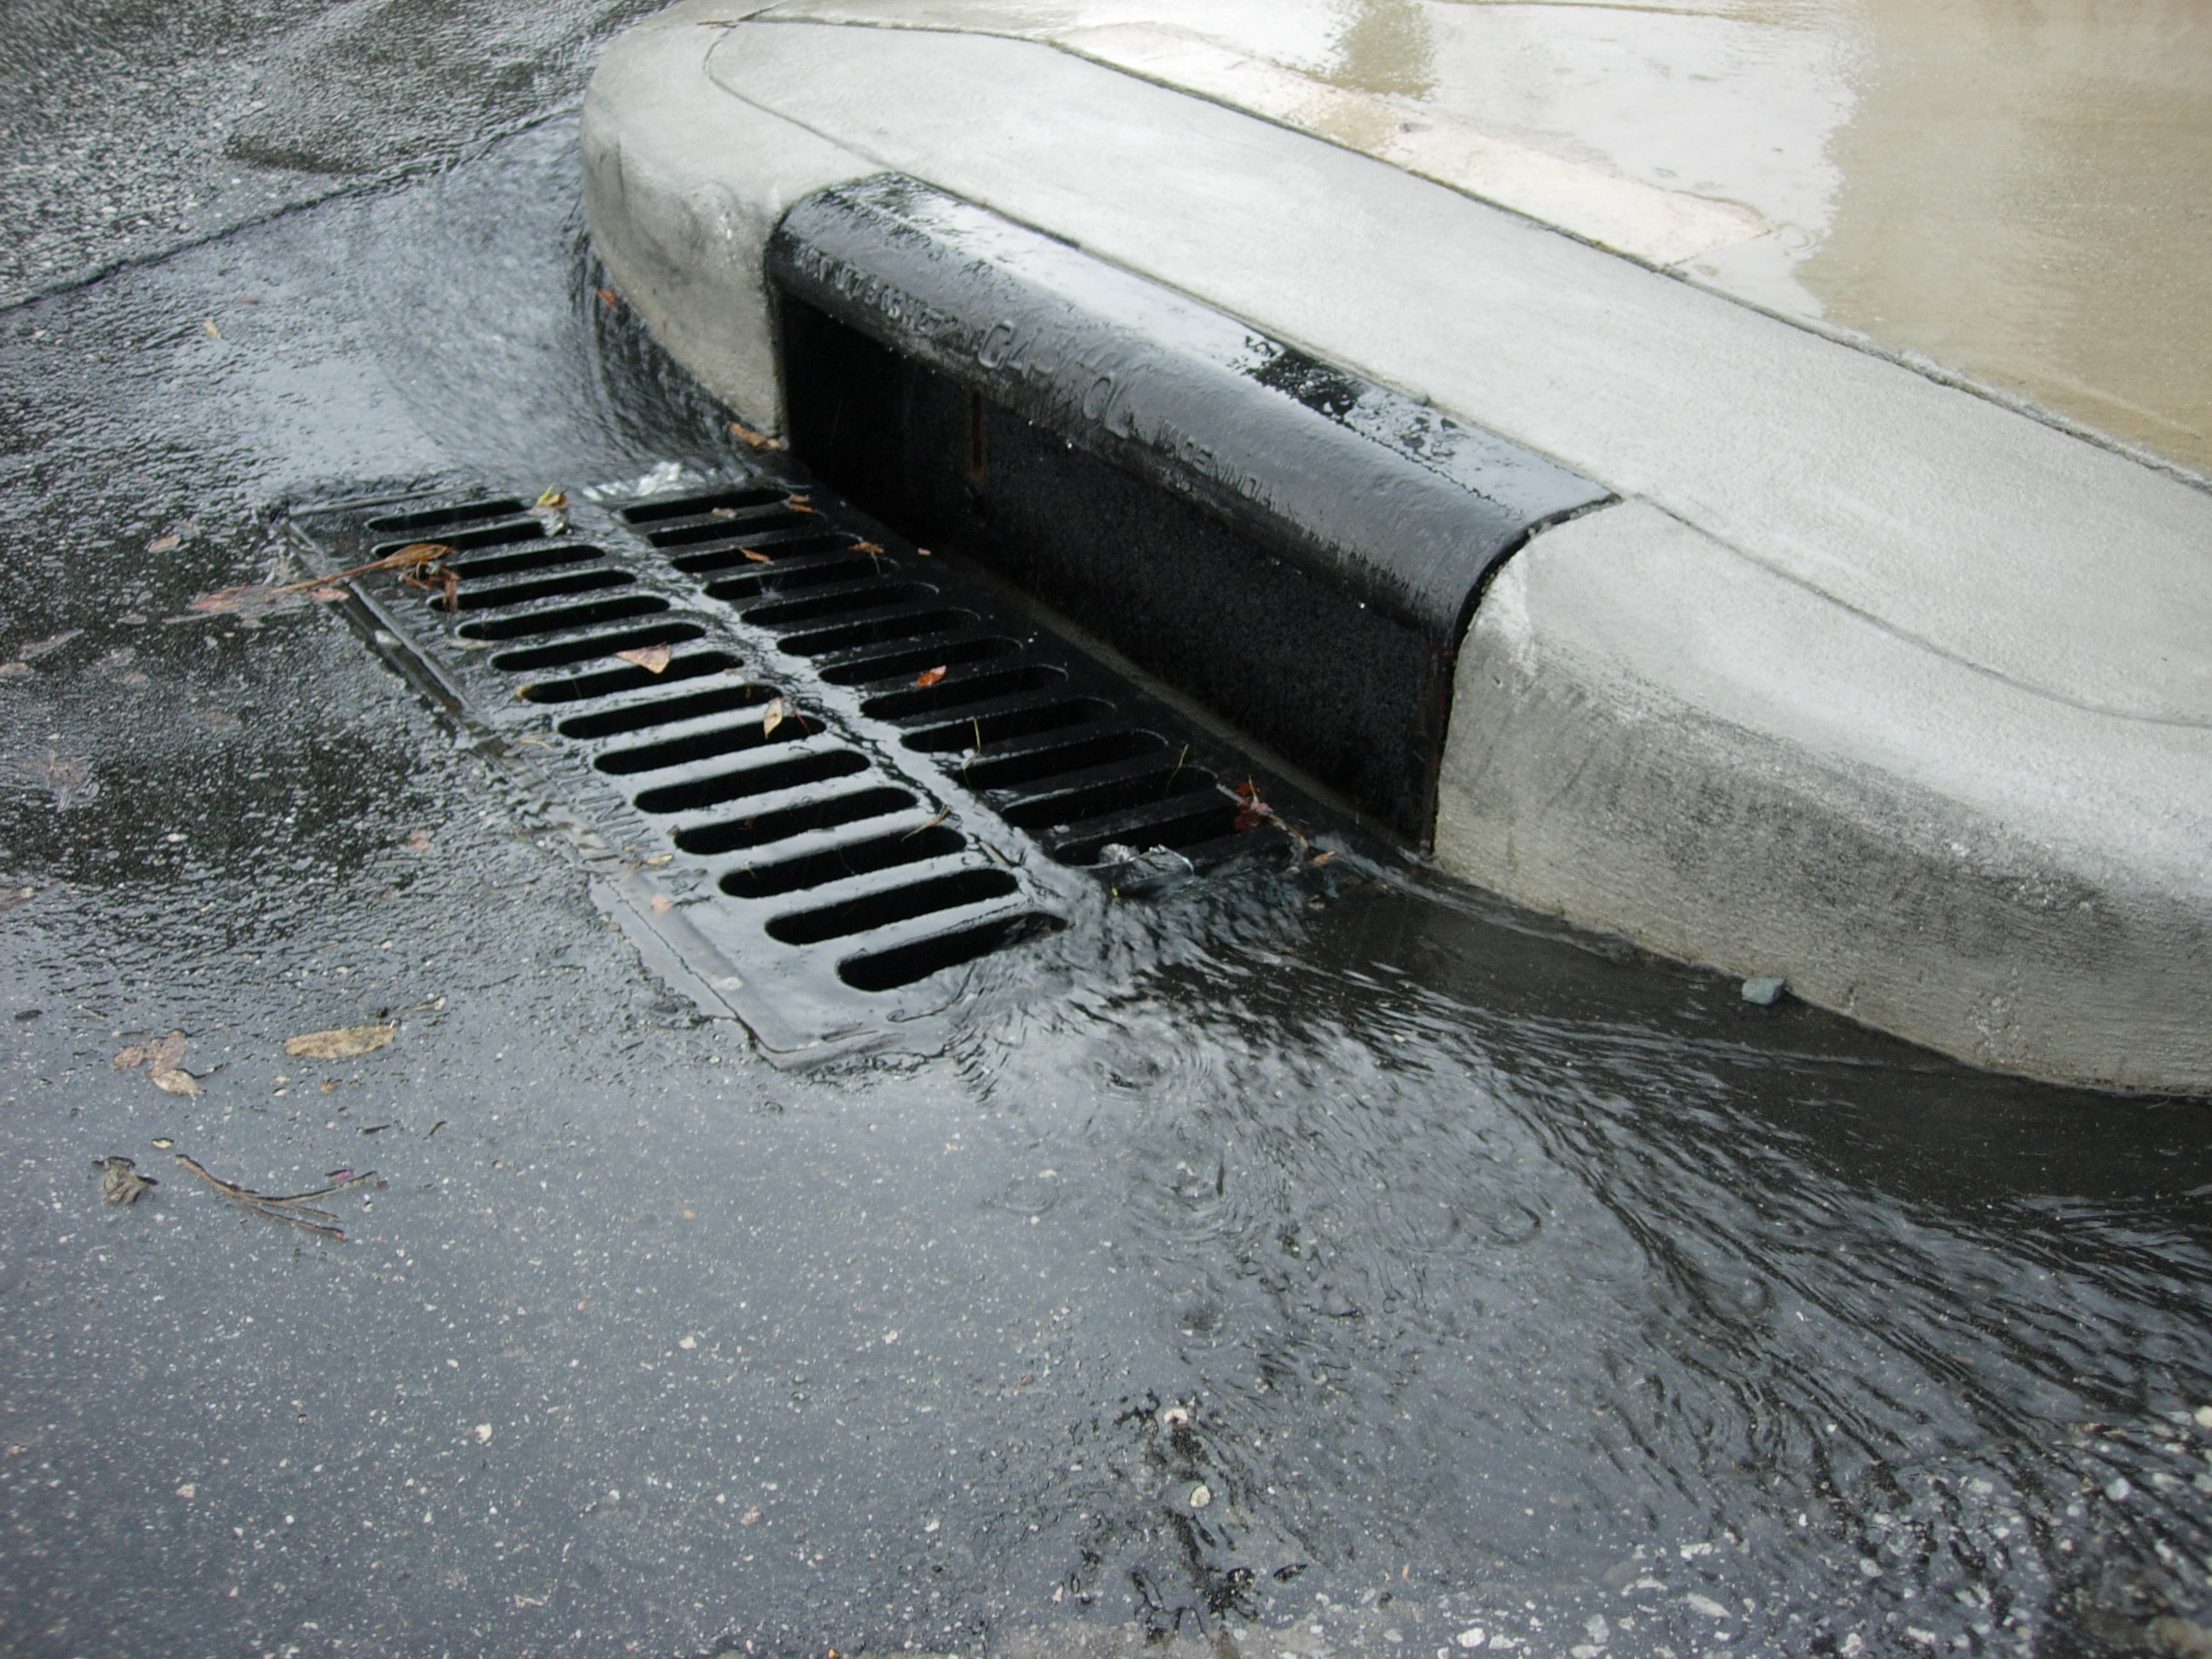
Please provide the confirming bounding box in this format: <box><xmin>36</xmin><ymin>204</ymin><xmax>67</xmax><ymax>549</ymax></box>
<box><xmin>1188</xmin><ymin>1482</ymin><xmax>1212</xmax><ymax>1509</ymax></box>
<box><xmin>1740</xmin><ymin>975</ymin><xmax>1787</xmax><ymax>1006</ymax></box>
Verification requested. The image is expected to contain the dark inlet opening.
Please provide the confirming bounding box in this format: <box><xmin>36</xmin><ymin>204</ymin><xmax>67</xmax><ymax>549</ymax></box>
<box><xmin>720</xmin><ymin>825</ymin><xmax>966</xmax><ymax>899</ymax></box>
<box><xmin>367</xmin><ymin>498</ymin><xmax>525</xmax><ymax>534</ymax></box>
<box><xmin>620</xmin><ymin>486</ymin><xmax>787</xmax><ymax>524</ymax></box>
<box><xmin>672</xmin><ymin>787</ymin><xmax>915</xmax><ymax>854</ymax></box>
<box><xmin>518</xmin><ymin>651</ymin><xmax>737</xmax><ymax>703</ymax></box>
<box><xmin>767</xmin><ymin>867</ymin><xmax>1018</xmax><ymax>946</ymax></box>
<box><xmin>838</xmin><ymin>911</ymin><xmax>1062</xmax><ymax>992</ymax></box>
<box><xmin>492</xmin><ymin>620</ymin><xmax>705</xmax><ymax>673</ymax></box>
<box><xmin>632</xmin><ymin>748</ymin><xmax>869</xmax><ymax>814</ymax></box>
<box><xmin>557</xmin><ymin>682</ymin><xmax>769</xmax><ymax>739</ymax></box>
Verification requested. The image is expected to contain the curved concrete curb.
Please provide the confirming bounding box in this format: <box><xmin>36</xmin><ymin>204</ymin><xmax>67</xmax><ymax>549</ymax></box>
<box><xmin>581</xmin><ymin>4</ymin><xmax>2212</xmax><ymax>1093</ymax></box>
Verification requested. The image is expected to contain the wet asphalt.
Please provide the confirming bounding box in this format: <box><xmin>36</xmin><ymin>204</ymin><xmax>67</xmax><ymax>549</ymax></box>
<box><xmin>4</xmin><ymin>8</ymin><xmax>2212</xmax><ymax>1659</ymax></box>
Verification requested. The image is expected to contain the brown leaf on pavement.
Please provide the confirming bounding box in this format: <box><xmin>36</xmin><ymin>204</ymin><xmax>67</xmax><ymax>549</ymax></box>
<box><xmin>114</xmin><ymin>1030</ymin><xmax>187</xmax><ymax>1069</ymax></box>
<box><xmin>148</xmin><ymin>1065</ymin><xmax>203</xmax><ymax>1097</ymax></box>
<box><xmin>146</xmin><ymin>533</ymin><xmax>182</xmax><ymax>553</ymax></box>
<box><xmin>282</xmin><ymin>1022</ymin><xmax>397</xmax><ymax>1061</ymax></box>
<box><xmin>616</xmin><ymin>645</ymin><xmax>672</xmax><ymax>673</ymax></box>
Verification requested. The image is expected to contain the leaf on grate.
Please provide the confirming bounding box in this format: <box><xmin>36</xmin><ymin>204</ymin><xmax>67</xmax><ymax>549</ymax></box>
<box><xmin>1233</xmin><ymin>778</ymin><xmax>1274</xmax><ymax>834</ymax></box>
<box><xmin>282</xmin><ymin>1022</ymin><xmax>396</xmax><ymax>1061</ymax></box>
<box><xmin>742</xmin><ymin>548</ymin><xmax>771</xmax><ymax>564</ymax></box>
<box><xmin>616</xmin><ymin>645</ymin><xmax>672</xmax><ymax>674</ymax></box>
<box><xmin>761</xmin><ymin>696</ymin><xmax>790</xmax><ymax>736</ymax></box>
<box><xmin>913</xmin><ymin>667</ymin><xmax>947</xmax><ymax>688</ymax></box>
<box><xmin>727</xmin><ymin>419</ymin><xmax>783</xmax><ymax>452</ymax></box>
<box><xmin>783</xmin><ymin>494</ymin><xmax>814</xmax><ymax>515</ymax></box>
<box><xmin>531</xmin><ymin>486</ymin><xmax>568</xmax><ymax>538</ymax></box>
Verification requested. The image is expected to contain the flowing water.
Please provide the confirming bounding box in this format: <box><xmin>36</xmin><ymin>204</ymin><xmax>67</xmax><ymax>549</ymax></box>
<box><xmin>1</xmin><ymin>109</ymin><xmax>2209</xmax><ymax>1659</ymax></box>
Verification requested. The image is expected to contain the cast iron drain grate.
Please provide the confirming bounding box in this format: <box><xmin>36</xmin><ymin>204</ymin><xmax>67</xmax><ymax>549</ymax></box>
<box><xmin>288</xmin><ymin>464</ymin><xmax>1307</xmax><ymax>1058</ymax></box>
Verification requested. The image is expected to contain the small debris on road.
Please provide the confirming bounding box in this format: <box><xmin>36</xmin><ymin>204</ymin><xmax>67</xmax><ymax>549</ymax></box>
<box><xmin>913</xmin><ymin>666</ymin><xmax>946</xmax><ymax>687</ymax></box>
<box><xmin>94</xmin><ymin>1155</ymin><xmax>156</xmax><ymax>1205</ymax></box>
<box><xmin>1740</xmin><ymin>975</ymin><xmax>1787</xmax><ymax>1006</ymax></box>
<box><xmin>114</xmin><ymin>1031</ymin><xmax>205</xmax><ymax>1095</ymax></box>
<box><xmin>760</xmin><ymin>697</ymin><xmax>789</xmax><ymax>736</ymax></box>
<box><xmin>615</xmin><ymin>645</ymin><xmax>672</xmax><ymax>673</ymax></box>
<box><xmin>530</xmin><ymin>486</ymin><xmax>568</xmax><ymax>537</ymax></box>
<box><xmin>1188</xmin><ymin>1482</ymin><xmax>1213</xmax><ymax>1509</ymax></box>
<box><xmin>172</xmin><ymin>1154</ymin><xmax>377</xmax><ymax>1241</ymax></box>
<box><xmin>283</xmin><ymin>1022</ymin><xmax>395</xmax><ymax>1060</ymax></box>
<box><xmin>727</xmin><ymin>418</ymin><xmax>782</xmax><ymax>451</ymax></box>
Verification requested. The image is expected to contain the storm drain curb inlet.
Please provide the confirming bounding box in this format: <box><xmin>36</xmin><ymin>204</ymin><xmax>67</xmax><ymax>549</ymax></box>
<box><xmin>766</xmin><ymin>175</ymin><xmax>1610</xmax><ymax>841</ymax></box>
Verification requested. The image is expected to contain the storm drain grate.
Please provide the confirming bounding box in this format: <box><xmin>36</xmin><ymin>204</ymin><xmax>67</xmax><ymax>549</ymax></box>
<box><xmin>288</xmin><ymin>465</ymin><xmax>1301</xmax><ymax>1057</ymax></box>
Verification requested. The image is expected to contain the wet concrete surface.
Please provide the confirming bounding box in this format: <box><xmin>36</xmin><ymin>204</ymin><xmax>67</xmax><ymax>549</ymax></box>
<box><xmin>3</xmin><ymin>28</ymin><xmax>2212</xmax><ymax>1659</ymax></box>
<box><xmin>776</xmin><ymin>0</ymin><xmax>2212</xmax><ymax>475</ymax></box>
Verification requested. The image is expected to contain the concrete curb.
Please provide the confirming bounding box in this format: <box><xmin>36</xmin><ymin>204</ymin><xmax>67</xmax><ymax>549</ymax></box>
<box><xmin>580</xmin><ymin>3</ymin><xmax>2212</xmax><ymax>1093</ymax></box>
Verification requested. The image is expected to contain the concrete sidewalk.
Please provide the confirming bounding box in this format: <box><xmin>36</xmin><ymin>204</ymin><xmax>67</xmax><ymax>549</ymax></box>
<box><xmin>579</xmin><ymin>2</ymin><xmax>2212</xmax><ymax>1093</ymax></box>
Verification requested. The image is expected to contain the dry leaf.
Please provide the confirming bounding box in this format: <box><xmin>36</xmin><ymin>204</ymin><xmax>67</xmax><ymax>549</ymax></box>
<box><xmin>853</xmin><ymin>541</ymin><xmax>884</xmax><ymax>556</ymax></box>
<box><xmin>649</xmin><ymin>894</ymin><xmax>674</xmax><ymax>917</ymax></box>
<box><xmin>616</xmin><ymin>645</ymin><xmax>672</xmax><ymax>673</ymax></box>
<box><xmin>594</xmin><ymin>287</ymin><xmax>619</xmax><ymax>309</ymax></box>
<box><xmin>283</xmin><ymin>1022</ymin><xmax>397</xmax><ymax>1061</ymax></box>
<box><xmin>742</xmin><ymin>548</ymin><xmax>771</xmax><ymax>564</ymax></box>
<box><xmin>201</xmin><ymin>318</ymin><xmax>220</xmax><ymax>338</ymax></box>
<box><xmin>760</xmin><ymin>697</ymin><xmax>789</xmax><ymax>736</ymax></box>
<box><xmin>146</xmin><ymin>533</ymin><xmax>181</xmax><ymax>554</ymax></box>
<box><xmin>1232</xmin><ymin>778</ymin><xmax>1274</xmax><ymax>834</ymax></box>
<box><xmin>913</xmin><ymin>667</ymin><xmax>946</xmax><ymax>688</ymax></box>
<box><xmin>95</xmin><ymin>1155</ymin><xmax>155</xmax><ymax>1205</ymax></box>
<box><xmin>727</xmin><ymin>419</ymin><xmax>783</xmax><ymax>452</ymax></box>
<box><xmin>149</xmin><ymin>1065</ymin><xmax>202</xmax><ymax>1097</ymax></box>
<box><xmin>783</xmin><ymin>494</ymin><xmax>814</xmax><ymax>514</ymax></box>
<box><xmin>405</xmin><ymin>830</ymin><xmax>433</xmax><ymax>852</ymax></box>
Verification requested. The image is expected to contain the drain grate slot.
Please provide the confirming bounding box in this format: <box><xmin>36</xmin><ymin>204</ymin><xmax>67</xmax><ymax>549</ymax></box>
<box><xmin>446</xmin><ymin>542</ymin><xmax>604</xmax><ymax>580</ymax></box>
<box><xmin>593</xmin><ymin>703</ymin><xmax>805</xmax><ymax>774</ymax></box>
<box><xmin>645</xmin><ymin>509</ymin><xmax>812</xmax><ymax>548</ymax></box>
<box><xmin>517</xmin><ymin>649</ymin><xmax>740</xmax><ymax>701</ymax></box>
<box><xmin>767</xmin><ymin>867</ymin><xmax>1018</xmax><ymax>946</ymax></box>
<box><xmin>672</xmin><ymin>786</ymin><xmax>917</xmax><ymax>854</ymax></box>
<box><xmin>367</xmin><ymin>498</ymin><xmax>525</xmax><ymax>534</ymax></box>
<box><xmin>818</xmin><ymin>632</ymin><xmax>1016</xmax><ymax>686</ymax></box>
<box><xmin>960</xmin><ymin>725</ymin><xmax>1166</xmax><ymax>790</ymax></box>
<box><xmin>491</xmin><ymin>620</ymin><xmax>706</xmax><ymax>672</ymax></box>
<box><xmin>839</xmin><ymin>911</ymin><xmax>1062</xmax><ymax>992</ymax></box>
<box><xmin>720</xmin><ymin>824</ymin><xmax>968</xmax><ymax>899</ymax></box>
<box><xmin>297</xmin><ymin>461</ymin><xmax>1330</xmax><ymax>1059</ymax></box>
<box><xmin>451</xmin><ymin>568</ymin><xmax>633</xmax><ymax>611</ymax></box>
<box><xmin>376</xmin><ymin>518</ymin><xmax>539</xmax><ymax>555</ymax></box>
<box><xmin>557</xmin><ymin>682</ymin><xmax>770</xmax><ymax>738</ymax></box>
<box><xmin>632</xmin><ymin>748</ymin><xmax>870</xmax><ymax>813</ymax></box>
<box><xmin>620</xmin><ymin>486</ymin><xmax>786</xmax><ymax>524</ymax></box>
<box><xmin>459</xmin><ymin>593</ymin><xmax>661</xmax><ymax>638</ymax></box>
